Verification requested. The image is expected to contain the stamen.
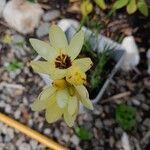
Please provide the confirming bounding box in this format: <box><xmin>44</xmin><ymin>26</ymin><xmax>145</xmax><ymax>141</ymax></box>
<box><xmin>55</xmin><ymin>53</ymin><xmax>72</xmax><ymax>69</ymax></box>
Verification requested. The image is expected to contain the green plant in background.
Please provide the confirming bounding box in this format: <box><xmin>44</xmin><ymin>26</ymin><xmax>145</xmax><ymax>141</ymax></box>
<box><xmin>116</xmin><ymin>104</ymin><xmax>136</xmax><ymax>130</ymax></box>
<box><xmin>90</xmin><ymin>48</ymin><xmax>111</xmax><ymax>89</ymax></box>
<box><xmin>5</xmin><ymin>59</ymin><xmax>23</xmax><ymax>72</ymax></box>
<box><xmin>3</xmin><ymin>34</ymin><xmax>12</xmax><ymax>44</ymax></box>
<box><xmin>111</xmin><ymin>0</ymin><xmax>149</xmax><ymax>16</ymax></box>
<box><xmin>94</xmin><ymin>0</ymin><xmax>107</xmax><ymax>10</ymax></box>
<box><xmin>27</xmin><ymin>0</ymin><xmax>37</xmax><ymax>3</ymax></box>
<box><xmin>75</xmin><ymin>126</ymin><xmax>92</xmax><ymax>140</ymax></box>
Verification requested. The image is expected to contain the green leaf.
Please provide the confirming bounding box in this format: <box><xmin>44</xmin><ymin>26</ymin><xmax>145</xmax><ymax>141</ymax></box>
<box><xmin>116</xmin><ymin>104</ymin><xmax>136</xmax><ymax>130</ymax></box>
<box><xmin>127</xmin><ymin>0</ymin><xmax>137</xmax><ymax>14</ymax></box>
<box><xmin>5</xmin><ymin>59</ymin><xmax>23</xmax><ymax>72</ymax></box>
<box><xmin>137</xmin><ymin>0</ymin><xmax>149</xmax><ymax>17</ymax></box>
<box><xmin>75</xmin><ymin>127</ymin><xmax>92</xmax><ymax>140</ymax></box>
<box><xmin>94</xmin><ymin>0</ymin><xmax>107</xmax><ymax>10</ymax></box>
<box><xmin>112</xmin><ymin>0</ymin><xmax>129</xmax><ymax>10</ymax></box>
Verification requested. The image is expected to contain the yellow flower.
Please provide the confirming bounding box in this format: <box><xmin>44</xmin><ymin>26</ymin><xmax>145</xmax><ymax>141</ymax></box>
<box><xmin>30</xmin><ymin>25</ymin><xmax>93</xmax><ymax>86</ymax></box>
<box><xmin>30</xmin><ymin>25</ymin><xmax>94</xmax><ymax>127</ymax></box>
<box><xmin>32</xmin><ymin>79</ymin><xmax>93</xmax><ymax>127</ymax></box>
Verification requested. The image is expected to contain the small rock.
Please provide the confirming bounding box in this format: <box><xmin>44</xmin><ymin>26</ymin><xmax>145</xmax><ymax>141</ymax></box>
<box><xmin>36</xmin><ymin>23</ymin><xmax>49</xmax><ymax>38</ymax></box>
<box><xmin>14</xmin><ymin>110</ymin><xmax>21</xmax><ymax>119</ymax></box>
<box><xmin>44</xmin><ymin>128</ymin><xmax>51</xmax><ymax>135</ymax></box>
<box><xmin>136</xmin><ymin>94</ymin><xmax>145</xmax><ymax>102</ymax></box>
<box><xmin>54</xmin><ymin>129</ymin><xmax>61</xmax><ymax>138</ymax></box>
<box><xmin>93</xmin><ymin>105</ymin><xmax>103</xmax><ymax>115</ymax></box>
<box><xmin>115</xmin><ymin>141</ymin><xmax>122</xmax><ymax>149</ymax></box>
<box><xmin>70</xmin><ymin>135</ymin><xmax>80</xmax><ymax>146</ymax></box>
<box><xmin>5</xmin><ymin>104</ymin><xmax>11</xmax><ymax>113</ymax></box>
<box><xmin>109</xmin><ymin>136</ymin><xmax>115</xmax><ymax>148</ymax></box>
<box><xmin>103</xmin><ymin>119</ymin><xmax>113</xmax><ymax>126</ymax></box>
<box><xmin>132</xmin><ymin>99</ymin><xmax>141</xmax><ymax>106</ymax></box>
<box><xmin>4</xmin><ymin>135</ymin><xmax>12</xmax><ymax>142</ymax></box>
<box><xmin>136</xmin><ymin>114</ymin><xmax>142</xmax><ymax>122</ymax></box>
<box><xmin>28</xmin><ymin>119</ymin><xmax>33</xmax><ymax>127</ymax></box>
<box><xmin>95</xmin><ymin>119</ymin><xmax>103</xmax><ymax>129</ymax></box>
<box><xmin>0</xmin><ymin>101</ymin><xmax>6</xmax><ymax>108</ymax></box>
<box><xmin>12</xmin><ymin>34</ymin><xmax>24</xmax><ymax>44</ymax></box>
<box><xmin>30</xmin><ymin>140</ymin><xmax>38</xmax><ymax>150</ymax></box>
<box><xmin>141</xmin><ymin>103</ymin><xmax>149</xmax><ymax>111</ymax></box>
<box><xmin>43</xmin><ymin>10</ymin><xmax>60</xmax><ymax>22</ymax></box>
<box><xmin>143</xmin><ymin>118</ymin><xmax>150</xmax><ymax>128</ymax></box>
<box><xmin>18</xmin><ymin>143</ymin><xmax>31</xmax><ymax>150</ymax></box>
<box><xmin>62</xmin><ymin>134</ymin><xmax>70</xmax><ymax>142</ymax></box>
<box><xmin>115</xmin><ymin>127</ymin><xmax>123</xmax><ymax>135</ymax></box>
<box><xmin>7</xmin><ymin>128</ymin><xmax>14</xmax><ymax>139</ymax></box>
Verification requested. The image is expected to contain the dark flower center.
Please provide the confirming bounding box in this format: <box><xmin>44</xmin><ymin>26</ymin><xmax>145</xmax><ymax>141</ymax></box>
<box><xmin>55</xmin><ymin>54</ymin><xmax>72</xmax><ymax>69</ymax></box>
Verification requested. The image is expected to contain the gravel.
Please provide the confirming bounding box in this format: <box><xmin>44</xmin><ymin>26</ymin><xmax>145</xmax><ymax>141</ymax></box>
<box><xmin>0</xmin><ymin>3</ymin><xmax>149</xmax><ymax>150</ymax></box>
<box><xmin>43</xmin><ymin>10</ymin><xmax>60</xmax><ymax>22</ymax></box>
<box><xmin>36</xmin><ymin>23</ymin><xmax>49</xmax><ymax>38</ymax></box>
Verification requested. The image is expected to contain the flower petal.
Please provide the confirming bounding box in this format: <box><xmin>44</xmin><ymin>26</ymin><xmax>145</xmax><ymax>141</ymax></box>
<box><xmin>30</xmin><ymin>61</ymin><xmax>67</xmax><ymax>80</ymax></box>
<box><xmin>49</xmin><ymin>25</ymin><xmax>68</xmax><ymax>52</ymax></box>
<box><xmin>73</xmin><ymin>58</ymin><xmax>93</xmax><ymax>72</ymax></box>
<box><xmin>45</xmin><ymin>100</ymin><xmax>63</xmax><ymax>123</ymax></box>
<box><xmin>68</xmin><ymin>30</ymin><xmax>84</xmax><ymax>60</ymax></box>
<box><xmin>31</xmin><ymin>86</ymin><xmax>56</xmax><ymax>111</ymax></box>
<box><xmin>68</xmin><ymin>96</ymin><xmax>78</xmax><ymax>115</ymax></box>
<box><xmin>63</xmin><ymin>108</ymin><xmax>78</xmax><ymax>127</ymax></box>
<box><xmin>30</xmin><ymin>38</ymin><xmax>58</xmax><ymax>60</ymax></box>
<box><xmin>30</xmin><ymin>61</ymin><xmax>52</xmax><ymax>75</ymax></box>
<box><xmin>75</xmin><ymin>85</ymin><xmax>93</xmax><ymax>110</ymax></box>
<box><xmin>56</xmin><ymin>89</ymin><xmax>69</xmax><ymax>108</ymax></box>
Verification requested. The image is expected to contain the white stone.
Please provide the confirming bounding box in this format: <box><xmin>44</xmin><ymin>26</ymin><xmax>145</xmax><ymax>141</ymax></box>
<box><xmin>0</xmin><ymin>0</ymin><xmax>6</xmax><ymax>17</ymax></box>
<box><xmin>121</xmin><ymin>36</ymin><xmax>140</xmax><ymax>70</ymax></box>
<box><xmin>121</xmin><ymin>132</ymin><xmax>131</xmax><ymax>150</ymax></box>
<box><xmin>3</xmin><ymin>0</ymin><xmax>43</xmax><ymax>34</ymax></box>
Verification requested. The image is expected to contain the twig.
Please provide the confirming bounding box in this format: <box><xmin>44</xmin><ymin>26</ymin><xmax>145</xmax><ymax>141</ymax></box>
<box><xmin>101</xmin><ymin>91</ymin><xmax>131</xmax><ymax>104</ymax></box>
<box><xmin>0</xmin><ymin>113</ymin><xmax>68</xmax><ymax>150</ymax></box>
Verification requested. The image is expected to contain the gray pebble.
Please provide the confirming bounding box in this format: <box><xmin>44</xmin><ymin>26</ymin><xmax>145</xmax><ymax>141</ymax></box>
<box><xmin>95</xmin><ymin>119</ymin><xmax>103</xmax><ymax>129</ymax></box>
<box><xmin>132</xmin><ymin>99</ymin><xmax>141</xmax><ymax>106</ymax></box>
<box><xmin>18</xmin><ymin>143</ymin><xmax>31</xmax><ymax>150</ymax></box>
<box><xmin>43</xmin><ymin>10</ymin><xmax>60</xmax><ymax>22</ymax></box>
<box><xmin>5</xmin><ymin>104</ymin><xmax>12</xmax><ymax>113</ymax></box>
<box><xmin>70</xmin><ymin>135</ymin><xmax>80</xmax><ymax>146</ymax></box>
<box><xmin>103</xmin><ymin>119</ymin><xmax>113</xmax><ymax>126</ymax></box>
<box><xmin>30</xmin><ymin>140</ymin><xmax>38</xmax><ymax>150</ymax></box>
<box><xmin>115</xmin><ymin>127</ymin><xmax>123</xmax><ymax>135</ymax></box>
<box><xmin>143</xmin><ymin>118</ymin><xmax>150</xmax><ymax>128</ymax></box>
<box><xmin>54</xmin><ymin>129</ymin><xmax>61</xmax><ymax>138</ymax></box>
<box><xmin>93</xmin><ymin>105</ymin><xmax>103</xmax><ymax>115</ymax></box>
<box><xmin>0</xmin><ymin>101</ymin><xmax>6</xmax><ymax>108</ymax></box>
<box><xmin>62</xmin><ymin>134</ymin><xmax>70</xmax><ymax>142</ymax></box>
<box><xmin>109</xmin><ymin>136</ymin><xmax>115</xmax><ymax>148</ymax></box>
<box><xmin>36</xmin><ymin>23</ymin><xmax>49</xmax><ymax>38</ymax></box>
<box><xmin>7</xmin><ymin>128</ymin><xmax>14</xmax><ymax>139</ymax></box>
<box><xmin>12</xmin><ymin>34</ymin><xmax>24</xmax><ymax>44</ymax></box>
<box><xmin>14</xmin><ymin>110</ymin><xmax>21</xmax><ymax>119</ymax></box>
<box><xmin>142</xmin><ymin>103</ymin><xmax>149</xmax><ymax>111</ymax></box>
<box><xmin>136</xmin><ymin>94</ymin><xmax>145</xmax><ymax>102</ymax></box>
<box><xmin>44</xmin><ymin>128</ymin><xmax>51</xmax><ymax>135</ymax></box>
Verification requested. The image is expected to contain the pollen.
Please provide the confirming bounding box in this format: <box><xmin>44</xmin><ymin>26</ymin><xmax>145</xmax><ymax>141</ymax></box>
<box><xmin>66</xmin><ymin>66</ymin><xmax>86</xmax><ymax>85</ymax></box>
<box><xmin>52</xmin><ymin>79</ymin><xmax>66</xmax><ymax>89</ymax></box>
<box><xmin>55</xmin><ymin>53</ymin><xmax>72</xmax><ymax>69</ymax></box>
